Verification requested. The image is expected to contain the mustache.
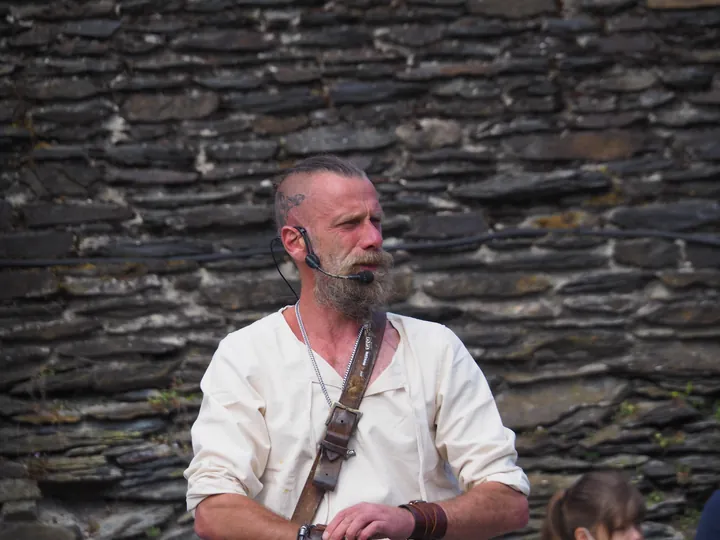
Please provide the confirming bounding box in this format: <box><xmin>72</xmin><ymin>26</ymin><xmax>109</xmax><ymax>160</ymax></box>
<box><xmin>343</xmin><ymin>250</ymin><xmax>393</xmax><ymax>269</ymax></box>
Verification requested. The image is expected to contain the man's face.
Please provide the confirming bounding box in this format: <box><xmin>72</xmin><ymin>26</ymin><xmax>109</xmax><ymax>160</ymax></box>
<box><xmin>308</xmin><ymin>173</ymin><xmax>394</xmax><ymax>321</ymax></box>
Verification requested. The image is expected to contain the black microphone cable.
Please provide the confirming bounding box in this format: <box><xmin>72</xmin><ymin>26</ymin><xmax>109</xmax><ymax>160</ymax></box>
<box><xmin>270</xmin><ymin>236</ymin><xmax>299</xmax><ymax>301</ymax></box>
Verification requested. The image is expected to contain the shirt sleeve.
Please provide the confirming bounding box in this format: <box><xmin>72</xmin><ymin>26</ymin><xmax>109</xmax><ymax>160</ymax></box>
<box><xmin>433</xmin><ymin>327</ymin><xmax>530</xmax><ymax>496</ymax></box>
<box><xmin>184</xmin><ymin>336</ymin><xmax>271</xmax><ymax>514</ymax></box>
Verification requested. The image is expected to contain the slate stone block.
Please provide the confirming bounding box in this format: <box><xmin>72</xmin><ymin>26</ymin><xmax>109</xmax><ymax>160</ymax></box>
<box><xmin>614</xmin><ymin>239</ymin><xmax>680</xmax><ymax>269</ymax></box>
<box><xmin>0</xmin><ymin>478</ymin><xmax>41</xmax><ymax>503</ymax></box>
<box><xmin>56</xmin><ymin>336</ymin><xmax>184</xmax><ymax>358</ymax></box>
<box><xmin>577</xmin><ymin>0</ymin><xmax>638</xmax><ymax>14</ymax></box>
<box><xmin>30</xmin><ymin>57</ymin><xmax>121</xmax><ymax>74</ymax></box>
<box><xmin>1</xmin><ymin>319</ymin><xmax>101</xmax><ymax>343</ymax></box>
<box><xmin>31</xmin><ymin>99</ymin><xmax>116</xmax><ymax>125</ymax></box>
<box><xmin>496</xmin><ymin>377</ymin><xmax>628</xmax><ymax>430</ymax></box>
<box><xmin>641</xmin><ymin>300</ymin><xmax>720</xmax><ymax>327</ymax></box>
<box><xmin>648</xmin><ymin>0</ymin><xmax>720</xmax><ymax>8</ymax></box>
<box><xmin>130</xmin><ymin>51</ymin><xmax>208</xmax><ymax>72</ymax></box>
<box><xmin>222</xmin><ymin>88</ymin><xmax>326</xmax><ymax>114</ymax></box>
<box><xmin>506</xmin><ymin>131</ymin><xmax>648</xmax><ymax>161</ymax></box>
<box><xmin>194</xmin><ymin>73</ymin><xmax>265</xmax><ymax>90</ymax></box>
<box><xmin>695</xmin><ymin>140</ymin><xmax>720</xmax><ymax>161</ymax></box>
<box><xmin>30</xmin><ymin>145</ymin><xmax>92</xmax><ymax>161</ymax></box>
<box><xmin>688</xmin><ymin>89</ymin><xmax>720</xmax><ymax>105</ymax></box>
<box><xmin>610</xmin><ymin>201</ymin><xmax>720</xmax><ymax>231</ymax></box>
<box><xmin>285</xmin><ymin>125</ymin><xmax>396</xmax><ymax>155</ymax></box>
<box><xmin>143</xmin><ymin>205</ymin><xmax>272</xmax><ymax>231</ymax></box>
<box><xmin>653</xmin><ymin>104</ymin><xmax>720</xmax><ymax>128</ymax></box>
<box><xmin>0</xmin><ymin>523</ymin><xmax>79</xmax><ymax>540</ymax></box>
<box><xmin>21</xmin><ymin>163</ymin><xmax>100</xmax><ymax>199</ymax></box>
<box><xmin>0</xmin><ymin>200</ymin><xmax>12</xmax><ymax>230</ymax></box>
<box><xmin>104</xmin><ymin>143</ymin><xmax>195</xmax><ymax>167</ymax></box>
<box><xmin>467</xmin><ymin>0</ymin><xmax>557</xmax><ymax>18</ymax></box>
<box><xmin>559</xmin><ymin>271</ymin><xmax>653</xmax><ymax>294</ymax></box>
<box><xmin>11</xmin><ymin>0</ymin><xmax>115</xmax><ymax>20</ymax></box>
<box><xmin>122</xmin><ymin>91</ymin><xmax>219</xmax><ymax>122</ymax></box>
<box><xmin>105</xmin><ymin>168</ymin><xmax>199</xmax><ymax>186</ymax></box>
<box><xmin>10</xmin><ymin>26</ymin><xmax>57</xmax><ymax>47</ymax></box>
<box><xmin>405</xmin><ymin>211</ymin><xmax>487</xmax><ymax>240</ymax></box>
<box><xmin>205</xmin><ymin>140</ymin><xmax>278</xmax><ymax>162</ymax></box>
<box><xmin>659</xmin><ymin>67</ymin><xmax>715</xmax><ymax>90</ymax></box>
<box><xmin>289</xmin><ymin>27</ymin><xmax>373</xmax><ymax>48</ymax></box>
<box><xmin>658</xmin><ymin>270</ymin><xmax>720</xmax><ymax>289</ymax></box>
<box><xmin>201</xmin><ymin>277</ymin><xmax>299</xmax><ymax>311</ymax></box>
<box><xmin>0</xmin><ymin>231</ymin><xmax>74</xmax><ymax>259</ymax></box>
<box><xmin>686</xmin><ymin>244</ymin><xmax>720</xmax><ymax>268</ymax></box>
<box><xmin>24</xmin><ymin>78</ymin><xmax>103</xmax><ymax>100</ymax></box>
<box><xmin>544</xmin><ymin>16</ymin><xmax>601</xmax><ymax>33</ymax></box>
<box><xmin>570</xmin><ymin>112</ymin><xmax>646</xmax><ymax>130</ymax></box>
<box><xmin>621</xmin><ymin>342</ymin><xmax>720</xmax><ymax>376</ymax></box>
<box><xmin>52</xmin><ymin>37</ymin><xmax>110</xmax><ymax>57</ymax></box>
<box><xmin>329</xmin><ymin>81</ymin><xmax>427</xmax><ymax>106</ymax></box>
<box><xmin>424</xmin><ymin>272</ymin><xmax>552</xmax><ymax>299</ymax></box>
<box><xmin>112</xmin><ymin>33</ymin><xmax>165</xmax><ymax>55</ymax></box>
<box><xmin>395</xmin><ymin>119</ymin><xmax>461</xmax><ymax>150</ymax></box>
<box><xmin>397</xmin><ymin>61</ymin><xmax>494</xmax><ymax>81</ymax></box>
<box><xmin>253</xmin><ymin>115</ymin><xmax>309</xmax><ymax>136</ymax></box>
<box><xmin>23</xmin><ymin>203</ymin><xmax>134</xmax><ymax>228</ymax></box>
<box><xmin>61</xmin><ymin>275</ymin><xmax>162</xmax><ymax>297</ymax></box>
<box><xmin>586</xmin><ymin>33</ymin><xmax>658</xmax><ymax>55</ymax></box>
<box><xmin>1</xmin><ymin>500</ymin><xmax>37</xmax><ymax>522</ymax></box>
<box><xmin>451</xmin><ymin>170</ymin><xmax>610</xmax><ymax>202</ymax></box>
<box><xmin>171</xmin><ymin>30</ymin><xmax>276</xmax><ymax>51</ymax></box>
<box><xmin>93</xmin><ymin>505</ymin><xmax>175</xmax><ymax>539</ymax></box>
<box><xmin>0</xmin><ymin>270</ymin><xmax>59</xmax><ymax>300</ymax></box>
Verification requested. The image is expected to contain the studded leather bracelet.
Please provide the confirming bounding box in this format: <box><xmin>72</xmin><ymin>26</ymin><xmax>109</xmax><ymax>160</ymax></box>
<box><xmin>399</xmin><ymin>500</ymin><xmax>448</xmax><ymax>540</ymax></box>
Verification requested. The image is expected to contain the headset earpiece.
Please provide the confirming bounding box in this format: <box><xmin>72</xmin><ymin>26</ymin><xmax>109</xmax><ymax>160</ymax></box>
<box><xmin>294</xmin><ymin>226</ymin><xmax>319</xmax><ymax>269</ymax></box>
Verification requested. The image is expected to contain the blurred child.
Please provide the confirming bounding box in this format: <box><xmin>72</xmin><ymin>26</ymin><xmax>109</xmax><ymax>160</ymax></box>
<box><xmin>541</xmin><ymin>471</ymin><xmax>645</xmax><ymax>540</ymax></box>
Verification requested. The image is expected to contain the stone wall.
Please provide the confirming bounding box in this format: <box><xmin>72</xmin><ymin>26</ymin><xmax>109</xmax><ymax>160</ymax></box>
<box><xmin>2</xmin><ymin>0</ymin><xmax>720</xmax><ymax>539</ymax></box>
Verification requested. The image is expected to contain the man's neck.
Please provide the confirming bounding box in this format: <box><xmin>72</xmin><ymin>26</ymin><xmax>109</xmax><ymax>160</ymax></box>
<box><xmin>296</xmin><ymin>295</ymin><xmax>367</xmax><ymax>347</ymax></box>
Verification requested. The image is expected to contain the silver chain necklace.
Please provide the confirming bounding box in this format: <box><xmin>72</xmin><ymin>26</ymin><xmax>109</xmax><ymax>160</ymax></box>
<box><xmin>295</xmin><ymin>302</ymin><xmax>369</xmax><ymax>408</ymax></box>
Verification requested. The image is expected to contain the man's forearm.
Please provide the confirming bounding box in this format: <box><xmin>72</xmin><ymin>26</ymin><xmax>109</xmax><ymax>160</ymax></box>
<box><xmin>437</xmin><ymin>482</ymin><xmax>529</xmax><ymax>540</ymax></box>
<box><xmin>195</xmin><ymin>493</ymin><xmax>299</xmax><ymax>540</ymax></box>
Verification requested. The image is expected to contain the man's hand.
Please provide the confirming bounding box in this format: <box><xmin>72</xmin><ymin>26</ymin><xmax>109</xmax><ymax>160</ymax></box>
<box><xmin>322</xmin><ymin>503</ymin><xmax>415</xmax><ymax>540</ymax></box>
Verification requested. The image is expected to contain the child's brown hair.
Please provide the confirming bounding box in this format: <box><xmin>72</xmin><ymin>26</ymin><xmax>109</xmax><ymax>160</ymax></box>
<box><xmin>541</xmin><ymin>471</ymin><xmax>646</xmax><ymax>540</ymax></box>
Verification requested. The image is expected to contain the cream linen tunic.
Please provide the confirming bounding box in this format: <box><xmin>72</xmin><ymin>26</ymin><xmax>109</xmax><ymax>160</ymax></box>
<box><xmin>184</xmin><ymin>308</ymin><xmax>530</xmax><ymax>522</ymax></box>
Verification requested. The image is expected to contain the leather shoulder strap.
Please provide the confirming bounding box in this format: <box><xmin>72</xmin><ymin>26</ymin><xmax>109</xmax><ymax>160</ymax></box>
<box><xmin>291</xmin><ymin>312</ymin><xmax>387</xmax><ymax>525</ymax></box>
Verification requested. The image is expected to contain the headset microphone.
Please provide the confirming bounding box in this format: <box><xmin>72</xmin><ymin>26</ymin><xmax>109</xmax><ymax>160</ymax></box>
<box><xmin>296</xmin><ymin>227</ymin><xmax>375</xmax><ymax>285</ymax></box>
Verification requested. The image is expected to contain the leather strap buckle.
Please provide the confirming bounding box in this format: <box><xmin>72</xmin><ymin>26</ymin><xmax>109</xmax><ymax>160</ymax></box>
<box><xmin>325</xmin><ymin>401</ymin><xmax>362</xmax><ymax>426</ymax></box>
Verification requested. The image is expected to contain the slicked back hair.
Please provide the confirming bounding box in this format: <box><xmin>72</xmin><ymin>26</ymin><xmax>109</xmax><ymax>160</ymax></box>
<box><xmin>273</xmin><ymin>155</ymin><xmax>368</xmax><ymax>230</ymax></box>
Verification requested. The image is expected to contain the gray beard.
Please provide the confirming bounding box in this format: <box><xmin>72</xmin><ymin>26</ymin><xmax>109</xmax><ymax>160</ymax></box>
<box><xmin>313</xmin><ymin>263</ymin><xmax>394</xmax><ymax>322</ymax></box>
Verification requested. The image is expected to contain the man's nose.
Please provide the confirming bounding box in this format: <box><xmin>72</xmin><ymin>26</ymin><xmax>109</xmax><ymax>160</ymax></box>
<box><xmin>359</xmin><ymin>221</ymin><xmax>383</xmax><ymax>250</ymax></box>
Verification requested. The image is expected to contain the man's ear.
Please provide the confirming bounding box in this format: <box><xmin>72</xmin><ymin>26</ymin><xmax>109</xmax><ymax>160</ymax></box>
<box><xmin>280</xmin><ymin>225</ymin><xmax>306</xmax><ymax>261</ymax></box>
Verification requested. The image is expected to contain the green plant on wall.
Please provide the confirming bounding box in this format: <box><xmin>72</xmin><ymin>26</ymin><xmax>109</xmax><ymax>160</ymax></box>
<box><xmin>615</xmin><ymin>400</ymin><xmax>637</xmax><ymax>421</ymax></box>
<box><xmin>654</xmin><ymin>431</ymin><xmax>685</xmax><ymax>450</ymax></box>
<box><xmin>647</xmin><ymin>491</ymin><xmax>665</xmax><ymax>505</ymax></box>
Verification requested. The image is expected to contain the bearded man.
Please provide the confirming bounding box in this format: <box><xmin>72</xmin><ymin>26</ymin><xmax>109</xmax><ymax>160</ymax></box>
<box><xmin>184</xmin><ymin>155</ymin><xmax>530</xmax><ymax>540</ymax></box>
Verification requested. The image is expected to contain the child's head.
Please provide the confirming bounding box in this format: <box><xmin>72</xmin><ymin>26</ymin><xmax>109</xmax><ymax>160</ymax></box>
<box><xmin>541</xmin><ymin>471</ymin><xmax>646</xmax><ymax>540</ymax></box>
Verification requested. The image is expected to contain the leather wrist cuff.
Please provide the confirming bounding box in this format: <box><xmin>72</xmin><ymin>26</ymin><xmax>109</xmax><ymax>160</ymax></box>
<box><xmin>399</xmin><ymin>500</ymin><xmax>448</xmax><ymax>540</ymax></box>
